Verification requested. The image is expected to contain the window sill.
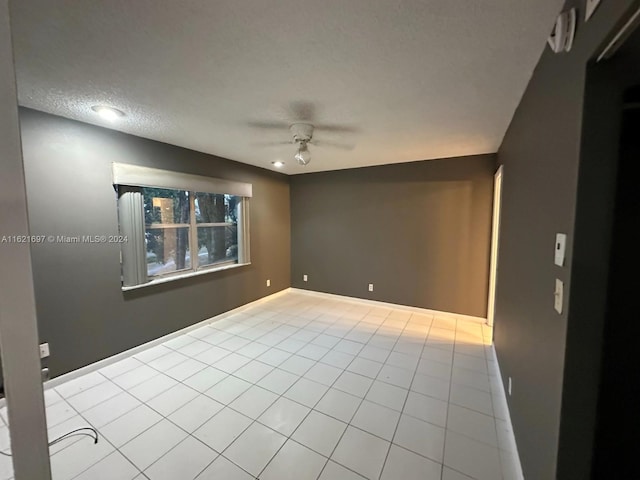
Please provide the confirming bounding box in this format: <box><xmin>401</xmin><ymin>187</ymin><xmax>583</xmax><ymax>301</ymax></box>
<box><xmin>121</xmin><ymin>262</ymin><xmax>251</xmax><ymax>292</ymax></box>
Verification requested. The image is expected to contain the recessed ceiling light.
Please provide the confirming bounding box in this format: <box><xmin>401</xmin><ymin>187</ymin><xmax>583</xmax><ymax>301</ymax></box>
<box><xmin>272</xmin><ymin>161</ymin><xmax>285</xmax><ymax>168</ymax></box>
<box><xmin>91</xmin><ymin>105</ymin><xmax>125</xmax><ymax>122</ymax></box>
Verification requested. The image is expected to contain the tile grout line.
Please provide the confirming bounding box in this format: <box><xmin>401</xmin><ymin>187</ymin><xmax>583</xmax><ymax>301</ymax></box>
<box><xmin>107</xmin><ymin>302</ymin><xmax>323</xmax><ymax>480</ymax></box>
<box><xmin>377</xmin><ymin>311</ymin><xmax>441</xmax><ymax>479</ymax></box>
<box><xmin>485</xmin><ymin>336</ymin><xmax>508</xmax><ymax>480</ymax></box>
<box><xmin>253</xmin><ymin>303</ymin><xmax>389</xmax><ymax>479</ymax></box>
<box><xmin>186</xmin><ymin>300</ymin><xmax>457</xmax><ymax>478</ymax></box>
<box><xmin>439</xmin><ymin>316</ymin><xmax>459</xmax><ymax>480</ymax></box>
<box><xmin>311</xmin><ymin>305</ymin><xmax>396</xmax><ymax>480</ymax></box>
<box><xmin>19</xmin><ymin>294</ymin><xmax>502</xmax><ymax>480</ymax></box>
<box><xmin>336</xmin><ymin>310</ymin><xmax>417</xmax><ymax>479</ymax></box>
<box><xmin>264</xmin><ymin>296</ymin><xmax>497</xmax><ymax>479</ymax></box>
<box><xmin>61</xmin><ymin>389</ymin><xmax>144</xmax><ymax>480</ymax></box>
<box><xmin>55</xmin><ymin>310</ymin><xmax>301</xmax><ymax>479</ymax></box>
<box><xmin>211</xmin><ymin>299</ymin><xmax>353</xmax><ymax>479</ymax></box>
<box><xmin>190</xmin><ymin>298</ymin><xmax>369</xmax><ymax>479</ymax></box>
<box><xmin>253</xmin><ymin>298</ymin><xmax>476</xmax><ymax>478</ymax></box>
<box><xmin>444</xmin><ymin>320</ymin><xmax>509</xmax><ymax>480</ymax></box>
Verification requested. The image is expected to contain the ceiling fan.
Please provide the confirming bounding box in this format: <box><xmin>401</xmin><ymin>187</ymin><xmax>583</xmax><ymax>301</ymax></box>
<box><xmin>290</xmin><ymin>123</ymin><xmax>314</xmax><ymax>166</ymax></box>
<box><xmin>249</xmin><ymin>101</ymin><xmax>357</xmax><ymax>166</ymax></box>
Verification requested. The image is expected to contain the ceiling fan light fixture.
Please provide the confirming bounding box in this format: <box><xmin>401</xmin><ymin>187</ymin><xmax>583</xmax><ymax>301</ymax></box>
<box><xmin>294</xmin><ymin>143</ymin><xmax>311</xmax><ymax>166</ymax></box>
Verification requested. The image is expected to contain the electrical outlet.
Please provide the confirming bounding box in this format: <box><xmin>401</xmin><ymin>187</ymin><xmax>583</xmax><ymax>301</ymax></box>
<box><xmin>368</xmin><ymin>283</ymin><xmax>374</xmax><ymax>292</ymax></box>
<box><xmin>508</xmin><ymin>377</ymin><xmax>512</xmax><ymax>396</ymax></box>
<box><xmin>266</xmin><ymin>279</ymin><xmax>271</xmax><ymax>287</ymax></box>
<box><xmin>39</xmin><ymin>342</ymin><xmax>50</xmax><ymax>359</ymax></box>
<box><xmin>303</xmin><ymin>274</ymin><xmax>308</xmax><ymax>282</ymax></box>
<box><xmin>554</xmin><ymin>279</ymin><xmax>564</xmax><ymax>314</ymax></box>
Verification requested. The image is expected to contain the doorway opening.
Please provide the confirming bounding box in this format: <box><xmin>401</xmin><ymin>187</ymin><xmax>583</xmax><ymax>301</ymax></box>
<box><xmin>557</xmin><ymin>10</ymin><xmax>640</xmax><ymax>478</ymax></box>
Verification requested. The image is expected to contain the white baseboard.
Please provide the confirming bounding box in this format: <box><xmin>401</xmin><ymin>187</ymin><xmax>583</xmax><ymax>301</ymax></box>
<box><xmin>289</xmin><ymin>288</ymin><xmax>488</xmax><ymax>324</ymax></box>
<box><xmin>486</xmin><ymin>344</ymin><xmax>525</xmax><ymax>480</ymax></box>
<box><xmin>1</xmin><ymin>285</ymin><xmax>485</xmax><ymax>408</ymax></box>
<box><xmin>38</xmin><ymin>288</ymin><xmax>291</xmax><ymax>392</ymax></box>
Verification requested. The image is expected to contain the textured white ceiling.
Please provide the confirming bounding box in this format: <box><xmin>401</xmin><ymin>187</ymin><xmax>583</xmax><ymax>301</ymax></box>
<box><xmin>10</xmin><ymin>0</ymin><xmax>563</xmax><ymax>174</ymax></box>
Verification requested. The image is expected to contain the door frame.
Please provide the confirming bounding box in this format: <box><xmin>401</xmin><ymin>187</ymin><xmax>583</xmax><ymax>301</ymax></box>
<box><xmin>0</xmin><ymin>2</ymin><xmax>52</xmax><ymax>478</ymax></box>
<box><xmin>487</xmin><ymin>165</ymin><xmax>503</xmax><ymax>327</ymax></box>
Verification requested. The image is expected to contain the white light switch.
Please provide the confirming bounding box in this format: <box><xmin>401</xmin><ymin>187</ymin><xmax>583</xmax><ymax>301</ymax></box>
<box><xmin>39</xmin><ymin>343</ymin><xmax>50</xmax><ymax>359</ymax></box>
<box><xmin>555</xmin><ymin>234</ymin><xmax>567</xmax><ymax>266</ymax></box>
<box><xmin>554</xmin><ymin>279</ymin><xmax>563</xmax><ymax>314</ymax></box>
<box><xmin>585</xmin><ymin>0</ymin><xmax>601</xmax><ymax>22</ymax></box>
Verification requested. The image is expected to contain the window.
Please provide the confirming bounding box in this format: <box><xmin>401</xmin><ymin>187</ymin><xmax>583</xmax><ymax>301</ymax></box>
<box><xmin>144</xmin><ymin>187</ymin><xmax>192</xmax><ymax>276</ymax></box>
<box><xmin>113</xmin><ymin>164</ymin><xmax>251</xmax><ymax>288</ymax></box>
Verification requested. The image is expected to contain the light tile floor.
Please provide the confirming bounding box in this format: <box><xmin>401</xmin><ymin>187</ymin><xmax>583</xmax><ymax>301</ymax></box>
<box><xmin>0</xmin><ymin>291</ymin><xmax>523</xmax><ymax>480</ymax></box>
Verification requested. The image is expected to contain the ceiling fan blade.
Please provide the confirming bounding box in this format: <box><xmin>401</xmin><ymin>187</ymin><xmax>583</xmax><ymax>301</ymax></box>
<box><xmin>288</xmin><ymin>101</ymin><xmax>316</xmax><ymax>122</ymax></box>
<box><xmin>251</xmin><ymin>140</ymin><xmax>294</xmax><ymax>147</ymax></box>
<box><xmin>313</xmin><ymin>123</ymin><xmax>359</xmax><ymax>134</ymax></box>
<box><xmin>311</xmin><ymin>139</ymin><xmax>355</xmax><ymax>150</ymax></box>
<box><xmin>247</xmin><ymin>120</ymin><xmax>291</xmax><ymax>130</ymax></box>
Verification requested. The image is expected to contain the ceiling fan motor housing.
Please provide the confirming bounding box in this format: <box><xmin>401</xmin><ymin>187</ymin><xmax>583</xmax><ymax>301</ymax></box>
<box><xmin>290</xmin><ymin>123</ymin><xmax>314</xmax><ymax>144</ymax></box>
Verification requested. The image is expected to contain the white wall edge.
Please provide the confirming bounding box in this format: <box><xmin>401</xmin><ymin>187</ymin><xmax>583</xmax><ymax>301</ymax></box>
<box><xmin>8</xmin><ymin>288</ymin><xmax>292</xmax><ymax>398</ymax></box>
<box><xmin>289</xmin><ymin>288</ymin><xmax>487</xmax><ymax>324</ymax></box>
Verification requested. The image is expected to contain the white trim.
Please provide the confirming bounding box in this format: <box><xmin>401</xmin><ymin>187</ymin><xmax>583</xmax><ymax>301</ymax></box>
<box><xmin>189</xmin><ymin>190</ymin><xmax>199</xmax><ymax>271</ymax></box>
<box><xmin>196</xmin><ymin>222</ymin><xmax>234</xmax><ymax>227</ymax></box>
<box><xmin>0</xmin><ymin>4</ymin><xmax>52</xmax><ymax>474</ymax></box>
<box><xmin>487</xmin><ymin>165</ymin><xmax>503</xmax><ymax>327</ymax></box>
<box><xmin>147</xmin><ymin>223</ymin><xmax>191</xmax><ymax>229</ymax></box>
<box><xmin>597</xmin><ymin>5</ymin><xmax>640</xmax><ymax>62</ymax></box>
<box><xmin>112</xmin><ymin>163</ymin><xmax>253</xmax><ymax>197</ymax></box>
<box><xmin>486</xmin><ymin>344</ymin><xmax>525</xmax><ymax>480</ymax></box>
<box><xmin>289</xmin><ymin>288</ymin><xmax>487</xmax><ymax>324</ymax></box>
<box><xmin>237</xmin><ymin>198</ymin><xmax>250</xmax><ymax>264</ymax></box>
<box><xmin>122</xmin><ymin>261</ymin><xmax>251</xmax><ymax>291</ymax></box>
<box><xmin>16</xmin><ymin>288</ymin><xmax>291</xmax><ymax>396</ymax></box>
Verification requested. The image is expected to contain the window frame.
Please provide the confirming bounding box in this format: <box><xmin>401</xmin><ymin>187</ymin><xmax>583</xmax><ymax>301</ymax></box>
<box><xmin>190</xmin><ymin>192</ymin><xmax>239</xmax><ymax>272</ymax></box>
<box><xmin>113</xmin><ymin>164</ymin><xmax>251</xmax><ymax>290</ymax></box>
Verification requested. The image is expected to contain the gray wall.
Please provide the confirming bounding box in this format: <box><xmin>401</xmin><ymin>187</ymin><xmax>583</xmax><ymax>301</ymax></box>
<box><xmin>493</xmin><ymin>1</ymin><xmax>636</xmax><ymax>478</ymax></box>
<box><xmin>20</xmin><ymin>108</ymin><xmax>291</xmax><ymax>378</ymax></box>
<box><xmin>290</xmin><ymin>154</ymin><xmax>496</xmax><ymax>318</ymax></box>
